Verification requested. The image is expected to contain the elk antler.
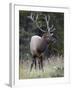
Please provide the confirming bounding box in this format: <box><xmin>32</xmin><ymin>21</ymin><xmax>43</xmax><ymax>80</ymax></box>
<box><xmin>35</xmin><ymin>14</ymin><xmax>46</xmax><ymax>32</ymax></box>
<box><xmin>27</xmin><ymin>12</ymin><xmax>46</xmax><ymax>33</ymax></box>
<box><xmin>27</xmin><ymin>12</ymin><xmax>34</xmax><ymax>21</ymax></box>
<box><xmin>27</xmin><ymin>13</ymin><xmax>56</xmax><ymax>34</ymax></box>
<box><xmin>44</xmin><ymin>15</ymin><xmax>56</xmax><ymax>36</ymax></box>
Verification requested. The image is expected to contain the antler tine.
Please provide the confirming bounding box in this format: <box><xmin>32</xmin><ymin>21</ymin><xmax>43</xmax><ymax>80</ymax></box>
<box><xmin>36</xmin><ymin>13</ymin><xmax>38</xmax><ymax>21</ymax></box>
<box><xmin>50</xmin><ymin>27</ymin><xmax>56</xmax><ymax>32</ymax></box>
<box><xmin>30</xmin><ymin>12</ymin><xmax>34</xmax><ymax>21</ymax></box>
<box><xmin>44</xmin><ymin>15</ymin><xmax>56</xmax><ymax>35</ymax></box>
<box><xmin>27</xmin><ymin>12</ymin><xmax>34</xmax><ymax>22</ymax></box>
<box><xmin>50</xmin><ymin>24</ymin><xmax>56</xmax><ymax>32</ymax></box>
<box><xmin>50</xmin><ymin>25</ymin><xmax>54</xmax><ymax>30</ymax></box>
<box><xmin>44</xmin><ymin>15</ymin><xmax>51</xmax><ymax>34</ymax></box>
<box><xmin>48</xmin><ymin>15</ymin><xmax>50</xmax><ymax>22</ymax></box>
<box><xmin>45</xmin><ymin>15</ymin><xmax>50</xmax><ymax>25</ymax></box>
<box><xmin>48</xmin><ymin>15</ymin><xmax>56</xmax><ymax>33</ymax></box>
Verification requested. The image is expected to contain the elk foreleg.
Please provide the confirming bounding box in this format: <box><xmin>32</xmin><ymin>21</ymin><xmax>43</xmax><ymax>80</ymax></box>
<box><xmin>40</xmin><ymin>56</ymin><xmax>44</xmax><ymax>71</ymax></box>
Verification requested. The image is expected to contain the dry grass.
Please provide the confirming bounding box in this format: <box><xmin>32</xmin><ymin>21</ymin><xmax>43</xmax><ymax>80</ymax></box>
<box><xmin>19</xmin><ymin>56</ymin><xmax>64</xmax><ymax>79</ymax></box>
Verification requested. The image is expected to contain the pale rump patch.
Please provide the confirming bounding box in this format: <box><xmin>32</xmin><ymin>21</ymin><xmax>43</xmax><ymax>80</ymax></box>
<box><xmin>30</xmin><ymin>35</ymin><xmax>42</xmax><ymax>55</ymax></box>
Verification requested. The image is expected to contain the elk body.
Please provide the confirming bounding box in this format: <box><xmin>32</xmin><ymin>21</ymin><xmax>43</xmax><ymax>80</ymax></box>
<box><xmin>30</xmin><ymin>34</ymin><xmax>51</xmax><ymax>71</ymax></box>
<box><xmin>28</xmin><ymin>13</ymin><xmax>56</xmax><ymax>71</ymax></box>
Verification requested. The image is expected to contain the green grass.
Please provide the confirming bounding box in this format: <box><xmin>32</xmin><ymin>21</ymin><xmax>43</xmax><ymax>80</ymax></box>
<box><xmin>19</xmin><ymin>56</ymin><xmax>64</xmax><ymax>79</ymax></box>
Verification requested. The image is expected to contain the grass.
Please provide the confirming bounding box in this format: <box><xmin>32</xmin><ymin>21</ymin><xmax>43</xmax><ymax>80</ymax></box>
<box><xmin>19</xmin><ymin>56</ymin><xmax>64</xmax><ymax>79</ymax></box>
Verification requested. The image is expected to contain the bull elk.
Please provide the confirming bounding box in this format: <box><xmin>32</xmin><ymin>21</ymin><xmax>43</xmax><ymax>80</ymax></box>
<box><xmin>28</xmin><ymin>13</ymin><xmax>56</xmax><ymax>71</ymax></box>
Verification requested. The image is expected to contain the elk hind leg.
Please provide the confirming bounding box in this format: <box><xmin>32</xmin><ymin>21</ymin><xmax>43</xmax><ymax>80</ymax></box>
<box><xmin>38</xmin><ymin>59</ymin><xmax>41</xmax><ymax>70</ymax></box>
<box><xmin>30</xmin><ymin>56</ymin><xmax>36</xmax><ymax>71</ymax></box>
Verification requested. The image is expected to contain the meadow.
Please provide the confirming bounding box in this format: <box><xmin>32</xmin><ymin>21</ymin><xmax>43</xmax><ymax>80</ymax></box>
<box><xmin>19</xmin><ymin>56</ymin><xmax>64</xmax><ymax>79</ymax></box>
